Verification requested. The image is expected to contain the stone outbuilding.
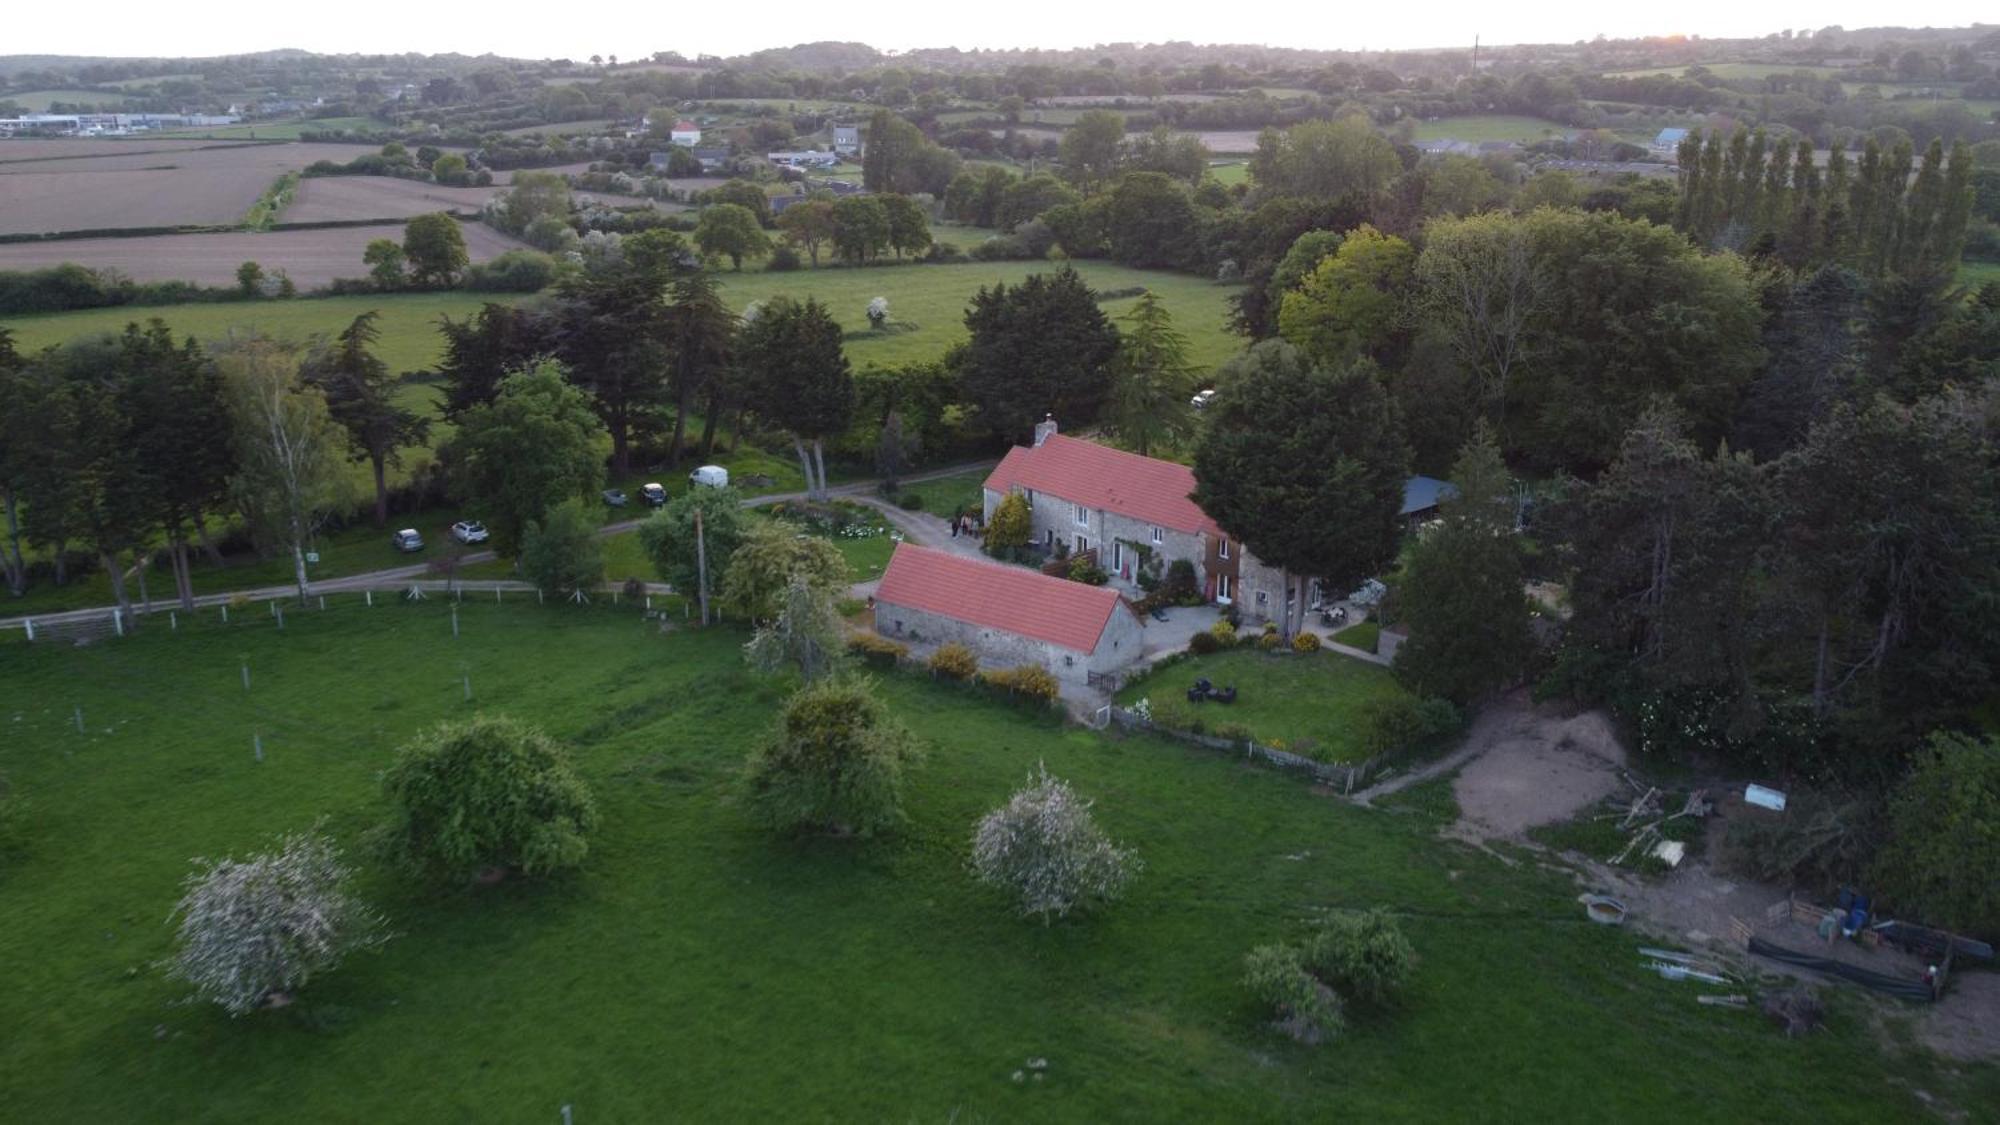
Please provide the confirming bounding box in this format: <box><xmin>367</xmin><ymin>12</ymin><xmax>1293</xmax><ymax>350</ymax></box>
<box><xmin>873</xmin><ymin>543</ymin><xmax>1144</xmax><ymax>687</ymax></box>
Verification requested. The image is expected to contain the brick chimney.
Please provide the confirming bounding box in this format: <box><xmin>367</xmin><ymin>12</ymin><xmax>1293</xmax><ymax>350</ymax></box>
<box><xmin>1032</xmin><ymin>414</ymin><xmax>1058</xmax><ymax>448</ymax></box>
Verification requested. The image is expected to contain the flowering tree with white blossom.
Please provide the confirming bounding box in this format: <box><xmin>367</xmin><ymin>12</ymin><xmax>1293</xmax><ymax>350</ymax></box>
<box><xmin>971</xmin><ymin>764</ymin><xmax>1139</xmax><ymax>922</ymax></box>
<box><xmin>163</xmin><ymin>830</ymin><xmax>389</xmax><ymax>1015</ymax></box>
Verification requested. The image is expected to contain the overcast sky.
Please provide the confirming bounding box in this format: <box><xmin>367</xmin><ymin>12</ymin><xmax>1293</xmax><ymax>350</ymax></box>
<box><xmin>6</xmin><ymin>3</ymin><xmax>1993</xmax><ymax>61</ymax></box>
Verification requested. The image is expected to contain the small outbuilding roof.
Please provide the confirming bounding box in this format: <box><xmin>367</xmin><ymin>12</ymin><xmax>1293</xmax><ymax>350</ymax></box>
<box><xmin>876</xmin><ymin>544</ymin><xmax>1132</xmax><ymax>654</ymax></box>
<box><xmin>985</xmin><ymin>433</ymin><xmax>1220</xmax><ymax>537</ymax></box>
<box><xmin>672</xmin><ymin>120</ymin><xmax>700</xmax><ymax>131</ymax></box>
<box><xmin>1401</xmin><ymin>475</ymin><xmax>1459</xmax><ymax>516</ymax></box>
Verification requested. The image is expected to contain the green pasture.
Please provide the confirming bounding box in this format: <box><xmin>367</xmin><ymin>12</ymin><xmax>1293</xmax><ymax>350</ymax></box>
<box><xmin>0</xmin><ymin>604</ymin><xmax>1985</xmax><ymax>1119</ymax></box>
<box><xmin>1410</xmin><ymin>115</ymin><xmax>1570</xmax><ymax>143</ymax></box>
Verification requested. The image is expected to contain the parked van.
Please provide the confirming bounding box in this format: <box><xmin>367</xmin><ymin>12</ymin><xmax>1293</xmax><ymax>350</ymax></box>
<box><xmin>641</xmin><ymin>482</ymin><xmax>668</xmax><ymax>507</ymax></box>
<box><xmin>689</xmin><ymin>465</ymin><xmax>730</xmax><ymax>489</ymax></box>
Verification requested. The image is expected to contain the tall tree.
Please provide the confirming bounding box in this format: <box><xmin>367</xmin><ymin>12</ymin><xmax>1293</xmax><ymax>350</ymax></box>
<box><xmin>831</xmin><ymin>195</ymin><xmax>891</xmax><ymax>264</ymax></box>
<box><xmin>552</xmin><ymin>262</ymin><xmax>672</xmax><ymax>478</ymax></box>
<box><xmin>662</xmin><ymin>271</ymin><xmax>737</xmax><ymax>467</ymax></box>
<box><xmin>693</xmin><ymin>203</ymin><xmax>771</xmax><ymax>271</ymax></box>
<box><xmin>1390</xmin><ymin>424</ymin><xmax>1532</xmax><ymax>703</ymax></box>
<box><xmin>739</xmin><ymin>298</ymin><xmax>853</xmax><ymax>499</ymax></box>
<box><xmin>958</xmin><ymin>268</ymin><xmax>1121</xmax><ymax>442</ymax></box>
<box><xmin>777</xmin><ymin>198</ymin><xmax>836</xmax><ymax>267</ymax></box>
<box><xmin>117</xmin><ymin>322</ymin><xmax>233</xmax><ymax>610</ymax></box>
<box><xmin>434</xmin><ymin>302</ymin><xmax>557</xmax><ymax>420</ymax></box>
<box><xmin>1278</xmin><ymin>224</ymin><xmax>1415</xmax><ymax>368</ymax></box>
<box><xmin>217</xmin><ymin>338</ymin><xmax>354</xmax><ymax>604</ymax></box>
<box><xmin>448</xmin><ymin>360</ymin><xmax>609</xmax><ymax>559</ymax></box>
<box><xmin>1192</xmin><ymin>341</ymin><xmax>1410</xmax><ymax>640</ymax></box>
<box><xmin>1105</xmin><ymin>292</ymin><xmax>1199</xmax><ymax>457</ymax></box>
<box><xmin>880</xmin><ymin>194</ymin><xmax>932</xmax><ymax>260</ymax></box>
<box><xmin>0</xmin><ymin>330</ymin><xmax>28</xmax><ymax>596</ymax></box>
<box><xmin>402</xmin><ymin>212</ymin><xmax>469</xmax><ymax>288</ymax></box>
<box><xmin>301</xmin><ymin>312</ymin><xmax>428</xmax><ymax>527</ymax></box>
<box><xmin>1058</xmin><ymin>109</ymin><xmax>1126</xmax><ymax>192</ymax></box>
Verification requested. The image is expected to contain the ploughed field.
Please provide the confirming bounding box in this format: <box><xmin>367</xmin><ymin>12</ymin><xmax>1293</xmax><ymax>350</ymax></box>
<box><xmin>0</xmin><ymin>219</ymin><xmax>527</xmax><ymax>288</ymax></box>
<box><xmin>0</xmin><ymin>141</ymin><xmax>389</xmax><ymax>234</ymax></box>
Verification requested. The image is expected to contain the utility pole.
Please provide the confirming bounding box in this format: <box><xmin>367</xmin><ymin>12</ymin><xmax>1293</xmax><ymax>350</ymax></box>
<box><xmin>694</xmin><ymin>507</ymin><xmax>710</xmax><ymax>626</ymax></box>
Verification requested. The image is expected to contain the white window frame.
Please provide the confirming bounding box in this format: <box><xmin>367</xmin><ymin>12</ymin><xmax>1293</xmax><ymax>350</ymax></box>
<box><xmin>1112</xmin><ymin>541</ymin><xmax>1124</xmax><ymax>572</ymax></box>
<box><xmin>1150</xmin><ymin>526</ymin><xmax>1164</xmax><ymax>545</ymax></box>
<box><xmin>1075</xmin><ymin>534</ymin><xmax>1090</xmax><ymax>555</ymax></box>
<box><xmin>1219</xmin><ymin>537</ymin><xmax>1231</xmax><ymax>560</ymax></box>
<box><xmin>1073</xmin><ymin>503</ymin><xmax>1090</xmax><ymax>528</ymax></box>
<box><xmin>1216</xmin><ymin>574</ymin><xmax>1233</xmax><ymax>603</ymax></box>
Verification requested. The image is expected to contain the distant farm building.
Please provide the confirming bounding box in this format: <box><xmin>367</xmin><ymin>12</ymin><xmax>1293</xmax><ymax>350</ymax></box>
<box><xmin>670</xmin><ymin>119</ymin><xmax>702</xmax><ymax>146</ymax></box>
<box><xmin>832</xmin><ymin>125</ymin><xmax>861</xmax><ymax>155</ymax></box>
<box><xmin>768</xmin><ymin>150</ymin><xmax>840</xmax><ymax>168</ymax></box>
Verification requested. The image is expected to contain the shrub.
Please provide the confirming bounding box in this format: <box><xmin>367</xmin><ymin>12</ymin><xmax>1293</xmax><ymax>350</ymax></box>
<box><xmin>1188</xmin><ymin>630</ymin><xmax>1221</xmax><ymax>655</ymax></box>
<box><xmin>898</xmin><ymin>491</ymin><xmax>925</xmax><ymax>510</ymax></box>
<box><xmin>1721</xmin><ymin>787</ymin><xmax>1882</xmax><ymax>898</ymax></box>
<box><xmin>1215</xmin><ymin>721</ymin><xmax>1255</xmax><ymax>744</ymax></box>
<box><xmin>744</xmin><ymin>678</ymin><xmax>921</xmax><ymax>836</ymax></box>
<box><xmin>972</xmin><ymin>764</ymin><xmax>1140</xmax><ymax>922</ymax></box>
<box><xmin>1292</xmin><ymin>631</ymin><xmax>1322</xmax><ymax>653</ymax></box>
<box><xmin>1209</xmin><ymin>620</ymin><xmax>1237</xmax><ymax>645</ymax></box>
<box><xmin>1162</xmin><ymin>558</ymin><xmax>1201</xmax><ymax>605</ymax></box>
<box><xmin>1243</xmin><ymin>943</ymin><xmax>1344</xmax><ymax>1044</ymax></box>
<box><xmin>463</xmin><ymin>249</ymin><xmax>561</xmax><ymax>292</ymax></box>
<box><xmin>1360</xmin><ymin>694</ymin><xmax>1462</xmax><ymax>758</ymax></box>
<box><xmin>520</xmin><ymin>499</ymin><xmax>605</xmax><ymax>596</ymax></box>
<box><xmin>767</xmin><ymin>245</ymin><xmax>803</xmax><ymax>271</ymax></box>
<box><xmin>1067</xmin><ymin>557</ymin><xmax>1109</xmax><ymax>585</ymax></box>
<box><xmin>1147</xmin><ymin>696</ymin><xmax>1197</xmax><ymax>733</ymax></box>
<box><xmin>928</xmin><ymin>642</ymin><xmax>979</xmax><ymax>681</ymax></box>
<box><xmin>984</xmin><ymin>663</ymin><xmax>1060</xmax><ymax>702</ymax></box>
<box><xmin>378</xmin><ymin>716</ymin><xmax>598</xmax><ymax>880</ymax></box>
<box><xmin>847</xmin><ymin>633</ymin><xmax>908</xmax><ymax>669</ymax></box>
<box><xmin>165</xmin><ymin>830</ymin><xmax>389</xmax><ymax>1015</ymax></box>
<box><xmin>1302</xmin><ymin>908</ymin><xmax>1418</xmax><ymax>1006</ymax></box>
<box><xmin>1870</xmin><ymin>732</ymin><xmax>2000</xmax><ymax>937</ymax></box>
<box><xmin>1251</xmin><ymin>632</ymin><xmax>1277</xmax><ymax>650</ymax></box>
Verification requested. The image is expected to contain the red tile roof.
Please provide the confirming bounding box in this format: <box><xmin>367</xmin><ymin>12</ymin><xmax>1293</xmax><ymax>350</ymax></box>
<box><xmin>876</xmin><ymin>544</ymin><xmax>1131</xmax><ymax>654</ymax></box>
<box><xmin>672</xmin><ymin>120</ymin><xmax>699</xmax><ymax>131</ymax></box>
<box><xmin>984</xmin><ymin>434</ymin><xmax>1220</xmax><ymax>537</ymax></box>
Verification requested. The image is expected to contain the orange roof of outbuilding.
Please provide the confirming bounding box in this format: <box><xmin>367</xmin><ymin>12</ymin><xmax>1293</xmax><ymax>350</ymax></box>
<box><xmin>875</xmin><ymin>543</ymin><xmax>1132</xmax><ymax>653</ymax></box>
<box><xmin>983</xmin><ymin>434</ymin><xmax>1219</xmax><ymax>537</ymax></box>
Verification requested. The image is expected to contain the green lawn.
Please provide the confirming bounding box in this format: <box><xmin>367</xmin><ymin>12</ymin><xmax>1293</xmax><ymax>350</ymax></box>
<box><xmin>1</xmin><ymin>604</ymin><xmax>1987</xmax><ymax>1119</ymax></box>
<box><xmin>1962</xmin><ymin>259</ymin><xmax>2000</xmax><ymax>290</ymax></box>
<box><xmin>2</xmin><ymin>292</ymin><xmax>518</xmax><ymax>378</ymax></box>
<box><xmin>892</xmin><ymin>468</ymin><xmax>988</xmax><ymax>520</ymax></box>
<box><xmin>1118</xmin><ymin>647</ymin><xmax>1409</xmax><ymax>762</ymax></box>
<box><xmin>1410</xmin><ymin>115</ymin><xmax>1570</xmax><ymax>143</ymax></box>
<box><xmin>1332</xmin><ymin>620</ymin><xmax>1381</xmax><ymax>652</ymax></box>
<box><xmin>715</xmin><ymin>260</ymin><xmax>1242</xmax><ymax>371</ymax></box>
<box><xmin>1207</xmin><ymin>161</ymin><xmax>1250</xmax><ymax>185</ymax></box>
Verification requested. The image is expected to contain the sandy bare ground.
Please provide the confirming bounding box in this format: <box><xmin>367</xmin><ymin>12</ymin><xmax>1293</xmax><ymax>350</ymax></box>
<box><xmin>0</xmin><ymin>143</ymin><xmax>400</xmax><ymax>234</ymax></box>
<box><xmin>286</xmin><ymin>176</ymin><xmax>502</xmax><ymax>223</ymax></box>
<box><xmin>1444</xmin><ymin>699</ymin><xmax>1628</xmax><ymax>840</ymax></box>
<box><xmin>0</xmin><ymin>220</ymin><xmax>528</xmax><ymax>287</ymax></box>
<box><xmin>0</xmin><ymin>138</ymin><xmax>226</xmax><ymax>163</ymax></box>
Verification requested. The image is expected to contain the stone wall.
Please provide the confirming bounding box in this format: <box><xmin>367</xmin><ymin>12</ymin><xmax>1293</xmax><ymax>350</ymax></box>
<box><xmin>984</xmin><ymin>484</ymin><xmax>1209</xmax><ymax>594</ymax></box>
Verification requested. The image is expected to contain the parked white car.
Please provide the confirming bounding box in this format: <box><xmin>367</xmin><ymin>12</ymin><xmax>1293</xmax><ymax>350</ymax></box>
<box><xmin>1189</xmin><ymin>388</ymin><xmax>1218</xmax><ymax>410</ymax></box>
<box><xmin>391</xmin><ymin>528</ymin><xmax>424</xmax><ymax>553</ymax></box>
<box><xmin>641</xmin><ymin>482</ymin><xmax>669</xmax><ymax>507</ymax></box>
<box><xmin>450</xmin><ymin>520</ymin><xmax>490</xmax><ymax>545</ymax></box>
<box><xmin>689</xmin><ymin>464</ymin><xmax>730</xmax><ymax>489</ymax></box>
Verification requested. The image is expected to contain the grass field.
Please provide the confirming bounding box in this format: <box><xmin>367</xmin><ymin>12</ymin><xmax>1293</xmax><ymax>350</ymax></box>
<box><xmin>892</xmin><ymin>469</ymin><xmax>988</xmax><ymax>520</ymax></box>
<box><xmin>1962</xmin><ymin>259</ymin><xmax>2000</xmax><ymax>290</ymax></box>
<box><xmin>2</xmin><ymin>88</ymin><xmax>130</xmax><ymax>111</ymax></box>
<box><xmin>714</xmin><ymin>261</ymin><xmax>1242</xmax><ymax>371</ymax></box>
<box><xmin>1207</xmin><ymin>160</ymin><xmax>1250</xmax><ymax>185</ymax></box>
<box><xmin>1118</xmin><ymin>646</ymin><xmax>1409</xmax><ymax>762</ymax></box>
<box><xmin>1332</xmin><ymin>620</ymin><xmax>1381</xmax><ymax>652</ymax></box>
<box><xmin>2</xmin><ymin>292</ymin><xmax>518</xmax><ymax>377</ymax></box>
<box><xmin>1</xmin><ymin>604</ymin><xmax>1988</xmax><ymax>1120</ymax></box>
<box><xmin>1410</xmin><ymin>115</ymin><xmax>1569</xmax><ymax>142</ymax></box>
<box><xmin>155</xmin><ymin>118</ymin><xmax>380</xmax><ymax>141</ymax></box>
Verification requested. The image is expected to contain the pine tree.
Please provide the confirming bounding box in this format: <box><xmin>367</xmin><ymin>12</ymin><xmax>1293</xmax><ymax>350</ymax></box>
<box><xmin>1105</xmin><ymin>292</ymin><xmax>1200</xmax><ymax>457</ymax></box>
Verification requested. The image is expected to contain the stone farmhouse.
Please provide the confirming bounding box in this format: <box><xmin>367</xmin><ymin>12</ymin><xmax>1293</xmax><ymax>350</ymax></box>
<box><xmin>873</xmin><ymin>544</ymin><xmax>1144</xmax><ymax>686</ymax></box>
<box><xmin>979</xmin><ymin>418</ymin><xmax>1407</xmax><ymax>627</ymax></box>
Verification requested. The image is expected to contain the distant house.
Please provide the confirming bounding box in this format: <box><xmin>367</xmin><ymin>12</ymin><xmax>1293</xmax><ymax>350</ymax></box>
<box><xmin>832</xmin><ymin>125</ymin><xmax>861</xmax><ymax>156</ymax></box>
<box><xmin>1652</xmin><ymin>127</ymin><xmax>1690</xmax><ymax>158</ymax></box>
<box><xmin>670</xmin><ymin>119</ymin><xmax>702</xmax><ymax>147</ymax></box>
<box><xmin>873</xmin><ymin>544</ymin><xmax>1144</xmax><ymax>687</ymax></box>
